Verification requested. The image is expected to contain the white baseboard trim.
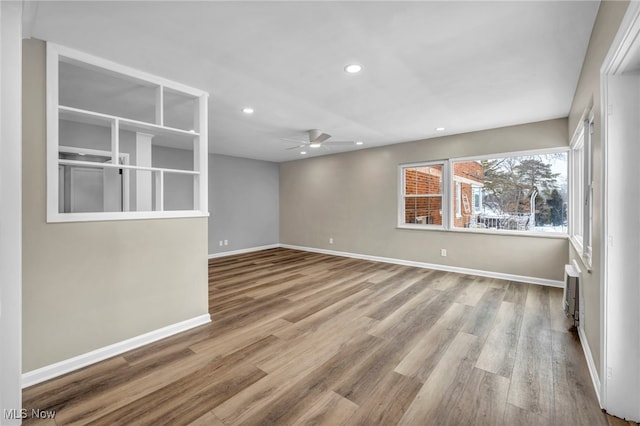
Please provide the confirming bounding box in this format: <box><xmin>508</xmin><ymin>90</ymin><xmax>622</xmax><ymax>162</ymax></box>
<box><xmin>280</xmin><ymin>244</ymin><xmax>564</xmax><ymax>288</ymax></box>
<box><xmin>208</xmin><ymin>244</ymin><xmax>280</xmax><ymax>259</ymax></box>
<box><xmin>22</xmin><ymin>313</ymin><xmax>211</xmax><ymax>389</ymax></box>
<box><xmin>578</xmin><ymin>324</ymin><xmax>602</xmax><ymax>407</ymax></box>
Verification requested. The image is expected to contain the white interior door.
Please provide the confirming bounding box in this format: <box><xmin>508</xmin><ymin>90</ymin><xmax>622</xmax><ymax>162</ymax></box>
<box><xmin>103</xmin><ymin>167</ymin><xmax>123</xmax><ymax>212</ymax></box>
<box><xmin>59</xmin><ymin>147</ymin><xmax>129</xmax><ymax>213</ymax></box>
<box><xmin>70</xmin><ymin>167</ymin><xmax>104</xmax><ymax>213</ymax></box>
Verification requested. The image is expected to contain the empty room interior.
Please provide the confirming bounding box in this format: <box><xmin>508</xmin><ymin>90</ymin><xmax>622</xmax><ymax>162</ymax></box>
<box><xmin>3</xmin><ymin>0</ymin><xmax>640</xmax><ymax>425</ymax></box>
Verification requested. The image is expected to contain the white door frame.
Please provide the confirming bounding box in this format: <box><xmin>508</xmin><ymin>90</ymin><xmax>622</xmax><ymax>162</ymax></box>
<box><xmin>59</xmin><ymin>146</ymin><xmax>131</xmax><ymax>213</ymax></box>
<box><xmin>0</xmin><ymin>1</ymin><xmax>23</xmax><ymax>424</ymax></box>
<box><xmin>600</xmin><ymin>1</ymin><xmax>640</xmax><ymax>421</ymax></box>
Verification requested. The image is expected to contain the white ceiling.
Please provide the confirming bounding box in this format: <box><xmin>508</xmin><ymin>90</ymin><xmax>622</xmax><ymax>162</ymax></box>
<box><xmin>27</xmin><ymin>1</ymin><xmax>600</xmax><ymax>163</ymax></box>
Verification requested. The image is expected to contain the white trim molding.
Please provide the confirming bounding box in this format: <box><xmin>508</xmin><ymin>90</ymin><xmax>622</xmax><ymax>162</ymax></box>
<box><xmin>1</xmin><ymin>1</ymin><xmax>23</xmax><ymax>422</ymax></box>
<box><xmin>211</xmin><ymin>243</ymin><xmax>564</xmax><ymax>286</ymax></box>
<box><xmin>280</xmin><ymin>244</ymin><xmax>564</xmax><ymax>288</ymax></box>
<box><xmin>208</xmin><ymin>244</ymin><xmax>280</xmax><ymax>259</ymax></box>
<box><xmin>22</xmin><ymin>314</ymin><xmax>211</xmax><ymax>388</ymax></box>
<box><xmin>578</xmin><ymin>325</ymin><xmax>602</xmax><ymax>407</ymax></box>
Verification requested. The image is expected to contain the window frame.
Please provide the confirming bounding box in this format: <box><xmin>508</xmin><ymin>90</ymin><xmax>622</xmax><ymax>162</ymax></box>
<box><xmin>398</xmin><ymin>160</ymin><xmax>449</xmax><ymax>229</ymax></box>
<box><xmin>450</xmin><ymin>148</ymin><xmax>569</xmax><ymax>236</ymax></box>
<box><xmin>569</xmin><ymin>112</ymin><xmax>594</xmax><ymax>266</ymax></box>
<box><xmin>398</xmin><ymin>147</ymin><xmax>569</xmax><ymax>237</ymax></box>
<box><xmin>46</xmin><ymin>42</ymin><xmax>209</xmax><ymax>222</ymax></box>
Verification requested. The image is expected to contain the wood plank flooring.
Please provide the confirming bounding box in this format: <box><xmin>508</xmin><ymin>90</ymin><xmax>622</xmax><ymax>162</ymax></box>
<box><xmin>22</xmin><ymin>248</ymin><xmax>636</xmax><ymax>425</ymax></box>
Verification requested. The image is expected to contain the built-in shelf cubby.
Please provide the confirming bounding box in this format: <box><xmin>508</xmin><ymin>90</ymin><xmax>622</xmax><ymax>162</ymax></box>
<box><xmin>47</xmin><ymin>42</ymin><xmax>208</xmax><ymax>222</ymax></box>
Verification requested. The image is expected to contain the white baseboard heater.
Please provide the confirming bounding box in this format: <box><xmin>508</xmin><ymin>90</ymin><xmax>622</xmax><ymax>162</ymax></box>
<box><xmin>564</xmin><ymin>264</ymin><xmax>580</xmax><ymax>326</ymax></box>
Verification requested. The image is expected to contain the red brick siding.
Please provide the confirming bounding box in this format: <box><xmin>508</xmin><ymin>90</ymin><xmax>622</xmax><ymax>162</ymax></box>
<box><xmin>404</xmin><ymin>197</ymin><xmax>443</xmax><ymax>224</ymax></box>
<box><xmin>404</xmin><ymin>166</ymin><xmax>443</xmax><ymax>224</ymax></box>
<box><xmin>404</xmin><ymin>162</ymin><xmax>483</xmax><ymax>226</ymax></box>
<box><xmin>453</xmin><ymin>183</ymin><xmax>474</xmax><ymax>227</ymax></box>
<box><xmin>404</xmin><ymin>167</ymin><xmax>442</xmax><ymax>195</ymax></box>
<box><xmin>453</xmin><ymin>162</ymin><xmax>483</xmax><ymax>182</ymax></box>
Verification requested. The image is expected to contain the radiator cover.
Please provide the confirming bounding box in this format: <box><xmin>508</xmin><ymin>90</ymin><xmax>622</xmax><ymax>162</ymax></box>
<box><xmin>564</xmin><ymin>264</ymin><xmax>580</xmax><ymax>324</ymax></box>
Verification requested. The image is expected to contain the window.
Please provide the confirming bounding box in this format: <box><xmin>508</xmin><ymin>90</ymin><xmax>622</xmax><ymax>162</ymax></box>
<box><xmin>47</xmin><ymin>43</ymin><xmax>209</xmax><ymax>222</ymax></box>
<box><xmin>569</xmin><ymin>116</ymin><xmax>593</xmax><ymax>264</ymax></box>
<box><xmin>399</xmin><ymin>149</ymin><xmax>568</xmax><ymax>235</ymax></box>
<box><xmin>399</xmin><ymin>162</ymin><xmax>446</xmax><ymax>227</ymax></box>
<box><xmin>451</xmin><ymin>152</ymin><xmax>568</xmax><ymax>233</ymax></box>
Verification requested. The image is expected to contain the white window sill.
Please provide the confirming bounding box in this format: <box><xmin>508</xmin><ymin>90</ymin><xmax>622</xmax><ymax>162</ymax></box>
<box><xmin>397</xmin><ymin>224</ymin><xmax>445</xmax><ymax>231</ymax></box>
<box><xmin>569</xmin><ymin>236</ymin><xmax>593</xmax><ymax>272</ymax></box>
<box><xmin>450</xmin><ymin>227</ymin><xmax>568</xmax><ymax>239</ymax></box>
<box><xmin>47</xmin><ymin>210</ymin><xmax>209</xmax><ymax>223</ymax></box>
<box><xmin>398</xmin><ymin>224</ymin><xmax>568</xmax><ymax>239</ymax></box>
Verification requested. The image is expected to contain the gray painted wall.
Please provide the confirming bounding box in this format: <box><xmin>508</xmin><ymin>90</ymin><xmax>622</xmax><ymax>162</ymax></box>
<box><xmin>208</xmin><ymin>154</ymin><xmax>279</xmax><ymax>255</ymax></box>
<box><xmin>153</xmin><ymin>145</ymin><xmax>194</xmax><ymax>211</ymax></box>
<box><xmin>280</xmin><ymin>118</ymin><xmax>569</xmax><ymax>282</ymax></box>
<box><xmin>567</xmin><ymin>0</ymin><xmax>629</xmax><ymax>377</ymax></box>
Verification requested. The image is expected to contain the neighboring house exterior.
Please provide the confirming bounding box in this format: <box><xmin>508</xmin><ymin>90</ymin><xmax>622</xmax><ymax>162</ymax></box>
<box><xmin>452</xmin><ymin>161</ymin><xmax>484</xmax><ymax>228</ymax></box>
<box><xmin>404</xmin><ymin>165</ymin><xmax>444</xmax><ymax>225</ymax></box>
<box><xmin>403</xmin><ymin>161</ymin><xmax>483</xmax><ymax>227</ymax></box>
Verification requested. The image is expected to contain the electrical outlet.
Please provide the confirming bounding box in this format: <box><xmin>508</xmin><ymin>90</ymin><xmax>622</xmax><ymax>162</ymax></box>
<box><xmin>224</xmin><ymin>240</ymin><xmax>228</xmax><ymax>246</ymax></box>
<box><xmin>607</xmin><ymin>366</ymin><xmax>612</xmax><ymax>378</ymax></box>
<box><xmin>329</xmin><ymin>237</ymin><xmax>334</xmax><ymax>244</ymax></box>
<box><xmin>219</xmin><ymin>240</ymin><xmax>223</xmax><ymax>246</ymax></box>
<box><xmin>441</xmin><ymin>249</ymin><xmax>447</xmax><ymax>257</ymax></box>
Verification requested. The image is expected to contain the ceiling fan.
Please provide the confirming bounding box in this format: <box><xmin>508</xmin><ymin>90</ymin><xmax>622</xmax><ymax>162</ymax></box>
<box><xmin>283</xmin><ymin>129</ymin><xmax>359</xmax><ymax>151</ymax></box>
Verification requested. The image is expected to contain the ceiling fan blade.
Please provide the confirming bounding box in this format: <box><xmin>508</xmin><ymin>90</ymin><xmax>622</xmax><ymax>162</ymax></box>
<box><xmin>285</xmin><ymin>144</ymin><xmax>306</xmax><ymax>150</ymax></box>
<box><xmin>280</xmin><ymin>137</ymin><xmax>305</xmax><ymax>144</ymax></box>
<box><xmin>314</xmin><ymin>132</ymin><xmax>331</xmax><ymax>143</ymax></box>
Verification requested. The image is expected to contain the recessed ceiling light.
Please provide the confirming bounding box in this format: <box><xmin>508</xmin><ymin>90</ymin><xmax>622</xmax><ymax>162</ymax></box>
<box><xmin>344</xmin><ymin>64</ymin><xmax>363</xmax><ymax>74</ymax></box>
<box><xmin>355</xmin><ymin>141</ymin><xmax>364</xmax><ymax>145</ymax></box>
<box><xmin>309</xmin><ymin>143</ymin><xmax>322</xmax><ymax>148</ymax></box>
<box><xmin>435</xmin><ymin>127</ymin><xmax>445</xmax><ymax>132</ymax></box>
<box><xmin>241</xmin><ymin>107</ymin><xmax>254</xmax><ymax>114</ymax></box>
<box><xmin>300</xmin><ymin>151</ymin><xmax>307</xmax><ymax>155</ymax></box>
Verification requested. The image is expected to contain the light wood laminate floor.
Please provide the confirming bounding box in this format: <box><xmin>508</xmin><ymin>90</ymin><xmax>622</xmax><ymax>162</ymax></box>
<box><xmin>23</xmin><ymin>248</ymin><xmax>637</xmax><ymax>425</ymax></box>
